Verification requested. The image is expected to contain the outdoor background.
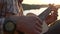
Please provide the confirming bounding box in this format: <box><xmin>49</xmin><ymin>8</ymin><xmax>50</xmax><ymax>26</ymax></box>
<box><xmin>22</xmin><ymin>0</ymin><xmax>60</xmax><ymax>20</ymax></box>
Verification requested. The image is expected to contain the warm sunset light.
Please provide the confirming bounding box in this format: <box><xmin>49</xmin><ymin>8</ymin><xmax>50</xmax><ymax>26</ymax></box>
<box><xmin>23</xmin><ymin>0</ymin><xmax>60</xmax><ymax>20</ymax></box>
<box><xmin>22</xmin><ymin>0</ymin><xmax>60</xmax><ymax>5</ymax></box>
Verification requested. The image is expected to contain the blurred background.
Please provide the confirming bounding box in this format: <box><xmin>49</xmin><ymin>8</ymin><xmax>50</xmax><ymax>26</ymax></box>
<box><xmin>22</xmin><ymin>0</ymin><xmax>60</xmax><ymax>20</ymax></box>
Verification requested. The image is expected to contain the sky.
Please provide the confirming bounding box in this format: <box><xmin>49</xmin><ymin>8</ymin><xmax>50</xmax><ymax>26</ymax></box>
<box><xmin>23</xmin><ymin>0</ymin><xmax>60</xmax><ymax>20</ymax></box>
<box><xmin>22</xmin><ymin>0</ymin><xmax>60</xmax><ymax>5</ymax></box>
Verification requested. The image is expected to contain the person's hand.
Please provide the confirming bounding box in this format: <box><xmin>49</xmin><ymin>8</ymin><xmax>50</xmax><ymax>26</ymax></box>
<box><xmin>45</xmin><ymin>10</ymin><xmax>58</xmax><ymax>25</ymax></box>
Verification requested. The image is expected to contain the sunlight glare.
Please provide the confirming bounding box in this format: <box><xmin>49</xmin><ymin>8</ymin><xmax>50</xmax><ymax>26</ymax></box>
<box><xmin>22</xmin><ymin>0</ymin><xmax>60</xmax><ymax>5</ymax></box>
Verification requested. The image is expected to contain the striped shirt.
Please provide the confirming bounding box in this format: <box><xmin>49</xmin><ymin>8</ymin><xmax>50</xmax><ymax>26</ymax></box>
<box><xmin>0</xmin><ymin>18</ymin><xmax>5</xmax><ymax>34</ymax></box>
<box><xmin>0</xmin><ymin>0</ymin><xmax>23</xmax><ymax>15</ymax></box>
